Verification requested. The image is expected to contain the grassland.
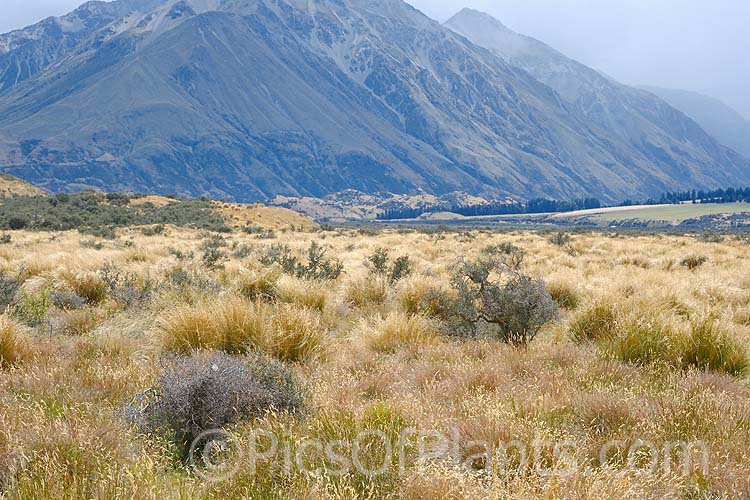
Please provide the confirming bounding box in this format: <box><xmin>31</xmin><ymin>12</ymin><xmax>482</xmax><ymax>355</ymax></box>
<box><xmin>0</xmin><ymin>220</ymin><xmax>749</xmax><ymax>499</ymax></box>
<box><xmin>556</xmin><ymin>203</ymin><xmax>750</xmax><ymax>224</ymax></box>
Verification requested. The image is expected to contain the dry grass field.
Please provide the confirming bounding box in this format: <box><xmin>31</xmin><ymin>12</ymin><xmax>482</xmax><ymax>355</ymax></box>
<box><xmin>0</xmin><ymin>223</ymin><xmax>749</xmax><ymax>499</ymax></box>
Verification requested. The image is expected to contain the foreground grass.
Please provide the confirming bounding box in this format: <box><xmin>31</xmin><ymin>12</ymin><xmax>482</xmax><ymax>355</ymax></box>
<box><xmin>0</xmin><ymin>225</ymin><xmax>749</xmax><ymax>499</ymax></box>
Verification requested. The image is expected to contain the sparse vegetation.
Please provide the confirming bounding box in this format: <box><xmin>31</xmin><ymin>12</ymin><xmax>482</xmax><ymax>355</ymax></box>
<box><xmin>1</xmin><ymin>222</ymin><xmax>749</xmax><ymax>498</ymax></box>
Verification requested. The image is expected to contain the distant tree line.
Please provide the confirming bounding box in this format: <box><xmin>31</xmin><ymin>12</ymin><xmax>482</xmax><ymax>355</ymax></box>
<box><xmin>377</xmin><ymin>197</ymin><xmax>602</xmax><ymax>220</ymax></box>
<box><xmin>651</xmin><ymin>187</ymin><xmax>750</xmax><ymax>205</ymax></box>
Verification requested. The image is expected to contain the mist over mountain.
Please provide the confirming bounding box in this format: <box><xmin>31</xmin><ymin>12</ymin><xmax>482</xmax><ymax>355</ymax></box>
<box><xmin>639</xmin><ymin>86</ymin><xmax>750</xmax><ymax>159</ymax></box>
<box><xmin>0</xmin><ymin>0</ymin><xmax>747</xmax><ymax>203</ymax></box>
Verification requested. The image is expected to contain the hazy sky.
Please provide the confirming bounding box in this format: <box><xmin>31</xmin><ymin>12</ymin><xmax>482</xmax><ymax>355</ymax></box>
<box><xmin>2</xmin><ymin>0</ymin><xmax>749</xmax><ymax>119</ymax></box>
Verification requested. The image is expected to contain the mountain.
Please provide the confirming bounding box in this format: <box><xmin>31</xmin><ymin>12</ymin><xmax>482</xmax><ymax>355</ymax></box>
<box><xmin>0</xmin><ymin>0</ymin><xmax>747</xmax><ymax>203</ymax></box>
<box><xmin>444</xmin><ymin>10</ymin><xmax>750</xmax><ymax>178</ymax></box>
<box><xmin>639</xmin><ymin>86</ymin><xmax>750</xmax><ymax>158</ymax></box>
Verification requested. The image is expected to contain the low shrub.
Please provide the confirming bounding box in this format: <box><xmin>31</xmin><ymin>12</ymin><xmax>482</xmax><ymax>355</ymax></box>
<box><xmin>362</xmin><ymin>312</ymin><xmax>438</xmax><ymax>353</ymax></box>
<box><xmin>0</xmin><ymin>314</ymin><xmax>32</xmax><ymax>368</ymax></box>
<box><xmin>17</xmin><ymin>289</ymin><xmax>51</xmax><ymax>326</ymax></box>
<box><xmin>123</xmin><ymin>351</ymin><xmax>304</xmax><ymax>459</ymax></box>
<box><xmin>261</xmin><ymin>242</ymin><xmax>343</xmax><ymax>281</ymax></box>
<box><xmin>681</xmin><ymin>255</ymin><xmax>708</xmax><ymax>271</ymax></box>
<box><xmin>0</xmin><ymin>234</ymin><xmax>11</xmax><ymax>245</ymax></box>
<box><xmin>547</xmin><ymin>281</ymin><xmax>581</xmax><ymax>310</ymax></box>
<box><xmin>549</xmin><ymin>232</ymin><xmax>572</xmax><ymax>247</ymax></box>
<box><xmin>141</xmin><ymin>224</ymin><xmax>166</xmax><ymax>236</ymax></box>
<box><xmin>569</xmin><ymin>302</ymin><xmax>619</xmax><ymax>343</ymax></box>
<box><xmin>445</xmin><ymin>258</ymin><xmax>559</xmax><ymax>346</ymax></box>
<box><xmin>49</xmin><ymin>290</ymin><xmax>87</xmax><ymax>311</ymax></box>
<box><xmin>367</xmin><ymin>247</ymin><xmax>413</xmax><ymax>285</ymax></box>
<box><xmin>100</xmin><ymin>265</ymin><xmax>152</xmax><ymax>308</ymax></box>
<box><xmin>0</xmin><ymin>272</ymin><xmax>20</xmax><ymax>309</ymax></box>
<box><xmin>202</xmin><ymin>248</ymin><xmax>227</xmax><ymax>270</ymax></box>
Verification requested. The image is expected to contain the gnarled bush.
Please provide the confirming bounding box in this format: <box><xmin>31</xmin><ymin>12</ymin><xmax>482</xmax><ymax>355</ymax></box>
<box><xmin>123</xmin><ymin>351</ymin><xmax>304</xmax><ymax>459</ymax></box>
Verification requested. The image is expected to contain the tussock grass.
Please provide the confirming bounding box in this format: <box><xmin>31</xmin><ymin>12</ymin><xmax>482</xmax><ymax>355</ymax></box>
<box><xmin>397</xmin><ymin>275</ymin><xmax>446</xmax><ymax>315</ymax></box>
<box><xmin>361</xmin><ymin>312</ymin><xmax>438</xmax><ymax>353</ymax></box>
<box><xmin>346</xmin><ymin>275</ymin><xmax>388</xmax><ymax>308</ymax></box>
<box><xmin>547</xmin><ymin>280</ymin><xmax>581</xmax><ymax>310</ymax></box>
<box><xmin>267</xmin><ymin>303</ymin><xmax>326</xmax><ymax>362</ymax></box>
<box><xmin>61</xmin><ymin>271</ymin><xmax>107</xmax><ymax>305</ymax></box>
<box><xmin>238</xmin><ymin>267</ymin><xmax>280</xmax><ymax>301</ymax></box>
<box><xmin>160</xmin><ymin>297</ymin><xmax>325</xmax><ymax>362</ymax></box>
<box><xmin>681</xmin><ymin>317</ymin><xmax>748</xmax><ymax>375</ymax></box>
<box><xmin>277</xmin><ymin>276</ymin><xmax>328</xmax><ymax>312</ymax></box>
<box><xmin>159</xmin><ymin>297</ymin><xmax>269</xmax><ymax>354</ymax></box>
<box><xmin>569</xmin><ymin>302</ymin><xmax>619</xmax><ymax>343</ymax></box>
<box><xmin>0</xmin><ymin>314</ymin><xmax>33</xmax><ymax>367</ymax></box>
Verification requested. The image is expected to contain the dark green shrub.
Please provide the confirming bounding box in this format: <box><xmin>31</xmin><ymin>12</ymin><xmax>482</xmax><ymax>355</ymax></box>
<box><xmin>8</xmin><ymin>217</ymin><xmax>28</xmax><ymax>230</ymax></box>
<box><xmin>202</xmin><ymin>249</ymin><xmax>227</xmax><ymax>270</ymax></box>
<box><xmin>261</xmin><ymin>242</ymin><xmax>343</xmax><ymax>281</ymax></box>
<box><xmin>367</xmin><ymin>247</ymin><xmax>413</xmax><ymax>285</ymax></box>
<box><xmin>0</xmin><ymin>234</ymin><xmax>11</xmax><ymax>245</ymax></box>
<box><xmin>549</xmin><ymin>232</ymin><xmax>572</xmax><ymax>246</ymax></box>
<box><xmin>0</xmin><ymin>272</ymin><xmax>20</xmax><ymax>309</ymax></box>
<box><xmin>681</xmin><ymin>255</ymin><xmax>708</xmax><ymax>271</ymax></box>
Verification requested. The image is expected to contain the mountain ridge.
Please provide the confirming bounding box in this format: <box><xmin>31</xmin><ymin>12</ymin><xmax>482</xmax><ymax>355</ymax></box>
<box><xmin>640</xmin><ymin>86</ymin><xmax>750</xmax><ymax>159</ymax></box>
<box><xmin>0</xmin><ymin>0</ymin><xmax>747</xmax><ymax>203</ymax></box>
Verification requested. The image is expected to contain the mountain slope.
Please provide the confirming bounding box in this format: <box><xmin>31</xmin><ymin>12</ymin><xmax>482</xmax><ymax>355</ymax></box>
<box><xmin>444</xmin><ymin>9</ymin><xmax>749</xmax><ymax>181</ymax></box>
<box><xmin>640</xmin><ymin>86</ymin><xmax>750</xmax><ymax>158</ymax></box>
<box><xmin>0</xmin><ymin>0</ymin><xmax>747</xmax><ymax>203</ymax></box>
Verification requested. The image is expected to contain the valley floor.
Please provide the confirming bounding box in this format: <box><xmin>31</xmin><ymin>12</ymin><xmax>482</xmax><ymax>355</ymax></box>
<box><xmin>1</xmin><ymin>225</ymin><xmax>749</xmax><ymax>499</ymax></box>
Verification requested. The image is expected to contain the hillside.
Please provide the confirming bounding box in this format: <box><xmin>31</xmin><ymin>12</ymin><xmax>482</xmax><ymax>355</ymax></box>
<box><xmin>0</xmin><ymin>173</ymin><xmax>45</xmax><ymax>197</ymax></box>
<box><xmin>0</xmin><ymin>0</ymin><xmax>747</xmax><ymax>204</ymax></box>
<box><xmin>640</xmin><ymin>86</ymin><xmax>750</xmax><ymax>158</ymax></box>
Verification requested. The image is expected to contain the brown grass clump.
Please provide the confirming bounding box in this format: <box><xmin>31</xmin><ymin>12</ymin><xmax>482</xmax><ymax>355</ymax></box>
<box><xmin>238</xmin><ymin>267</ymin><xmax>280</xmax><ymax>301</ymax></box>
<box><xmin>266</xmin><ymin>303</ymin><xmax>327</xmax><ymax>362</ymax></box>
<box><xmin>62</xmin><ymin>271</ymin><xmax>107</xmax><ymax>305</ymax></box>
<box><xmin>160</xmin><ymin>297</ymin><xmax>324</xmax><ymax>362</ymax></box>
<box><xmin>547</xmin><ymin>280</ymin><xmax>581</xmax><ymax>310</ymax></box>
<box><xmin>681</xmin><ymin>317</ymin><xmax>748</xmax><ymax>375</ymax></box>
<box><xmin>398</xmin><ymin>275</ymin><xmax>446</xmax><ymax>315</ymax></box>
<box><xmin>361</xmin><ymin>312</ymin><xmax>439</xmax><ymax>353</ymax></box>
<box><xmin>277</xmin><ymin>276</ymin><xmax>328</xmax><ymax>312</ymax></box>
<box><xmin>51</xmin><ymin>310</ymin><xmax>100</xmax><ymax>336</ymax></box>
<box><xmin>346</xmin><ymin>275</ymin><xmax>388</xmax><ymax>308</ymax></box>
<box><xmin>569</xmin><ymin>302</ymin><xmax>619</xmax><ymax>343</ymax></box>
<box><xmin>0</xmin><ymin>314</ymin><xmax>33</xmax><ymax>368</ymax></box>
<box><xmin>160</xmin><ymin>297</ymin><xmax>268</xmax><ymax>354</ymax></box>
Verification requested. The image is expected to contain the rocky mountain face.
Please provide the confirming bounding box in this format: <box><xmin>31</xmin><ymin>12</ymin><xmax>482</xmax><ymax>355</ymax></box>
<box><xmin>0</xmin><ymin>0</ymin><xmax>748</xmax><ymax>203</ymax></box>
<box><xmin>640</xmin><ymin>86</ymin><xmax>750</xmax><ymax>159</ymax></box>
